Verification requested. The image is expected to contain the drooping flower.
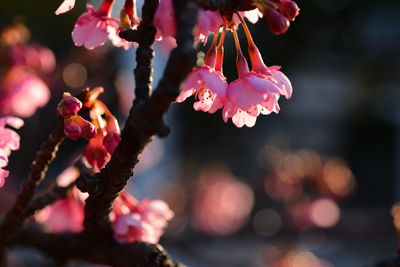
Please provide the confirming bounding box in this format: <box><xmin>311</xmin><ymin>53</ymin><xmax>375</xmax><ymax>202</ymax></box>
<box><xmin>222</xmin><ymin>29</ymin><xmax>281</xmax><ymax>128</ymax></box>
<box><xmin>0</xmin><ymin>116</ymin><xmax>24</xmax><ymax>187</ymax></box>
<box><xmin>111</xmin><ymin>191</ymin><xmax>174</xmax><ymax>244</ymax></box>
<box><xmin>238</xmin><ymin>13</ymin><xmax>293</xmax><ymax>99</ymax></box>
<box><xmin>71</xmin><ymin>1</ymin><xmax>120</xmax><ymax>50</ymax></box>
<box><xmin>35</xmin><ymin>167</ymin><xmax>87</xmax><ymax>233</ymax></box>
<box><xmin>57</xmin><ymin>93</ymin><xmax>83</xmax><ymax>119</ymax></box>
<box><xmin>176</xmin><ymin>32</ymin><xmax>227</xmax><ymax>113</ymax></box>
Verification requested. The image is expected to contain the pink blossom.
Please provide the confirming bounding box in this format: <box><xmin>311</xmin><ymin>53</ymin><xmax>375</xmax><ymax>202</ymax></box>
<box><xmin>153</xmin><ymin>0</ymin><xmax>176</xmax><ymax>40</ymax></box>
<box><xmin>0</xmin><ymin>116</ymin><xmax>23</xmax><ymax>188</ymax></box>
<box><xmin>35</xmin><ymin>167</ymin><xmax>86</xmax><ymax>233</ymax></box>
<box><xmin>63</xmin><ymin>115</ymin><xmax>96</xmax><ymax>140</ymax></box>
<box><xmin>55</xmin><ymin>0</ymin><xmax>76</xmax><ymax>15</ymax></box>
<box><xmin>223</xmin><ymin>31</ymin><xmax>281</xmax><ymax>128</ymax></box>
<box><xmin>153</xmin><ymin>0</ymin><xmax>221</xmax><ymax>42</ymax></box>
<box><xmin>249</xmin><ymin>43</ymin><xmax>293</xmax><ymax>99</ymax></box>
<box><xmin>176</xmin><ymin>66</ymin><xmax>227</xmax><ymax>113</ymax></box>
<box><xmin>0</xmin><ymin>67</ymin><xmax>50</xmax><ymax>118</ymax></box>
<box><xmin>112</xmin><ymin>191</ymin><xmax>174</xmax><ymax>243</ymax></box>
<box><xmin>71</xmin><ymin>3</ymin><xmax>120</xmax><ymax>50</ymax></box>
<box><xmin>103</xmin><ymin>116</ymin><xmax>120</xmax><ymax>154</ymax></box>
<box><xmin>196</xmin><ymin>10</ymin><xmax>222</xmax><ymax>43</ymax></box>
<box><xmin>8</xmin><ymin>44</ymin><xmax>56</xmax><ymax>73</ymax></box>
<box><xmin>84</xmin><ymin>134</ymin><xmax>111</xmax><ymax>171</ymax></box>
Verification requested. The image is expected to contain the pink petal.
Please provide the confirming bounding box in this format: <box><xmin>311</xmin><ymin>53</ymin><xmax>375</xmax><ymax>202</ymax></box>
<box><xmin>232</xmin><ymin>110</ymin><xmax>257</xmax><ymax>128</ymax></box>
<box><xmin>72</xmin><ymin>17</ymin><xmax>109</xmax><ymax>49</ymax></box>
<box><xmin>55</xmin><ymin>0</ymin><xmax>76</xmax><ymax>15</ymax></box>
<box><xmin>0</xmin><ymin>116</ymin><xmax>24</xmax><ymax>129</ymax></box>
<box><xmin>0</xmin><ymin>169</ymin><xmax>9</xmax><ymax>187</ymax></box>
<box><xmin>227</xmin><ymin>79</ymin><xmax>264</xmax><ymax>110</ymax></box>
<box><xmin>200</xmin><ymin>68</ymin><xmax>227</xmax><ymax>97</ymax></box>
<box><xmin>246</xmin><ymin>73</ymin><xmax>281</xmax><ymax>95</ymax></box>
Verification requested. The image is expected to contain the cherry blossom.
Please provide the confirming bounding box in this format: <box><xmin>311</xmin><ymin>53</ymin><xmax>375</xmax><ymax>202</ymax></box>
<box><xmin>71</xmin><ymin>2</ymin><xmax>120</xmax><ymax>50</ymax></box>
<box><xmin>0</xmin><ymin>67</ymin><xmax>50</xmax><ymax>118</ymax></box>
<box><xmin>35</xmin><ymin>167</ymin><xmax>87</xmax><ymax>233</ymax></box>
<box><xmin>111</xmin><ymin>191</ymin><xmax>174</xmax><ymax>243</ymax></box>
<box><xmin>0</xmin><ymin>116</ymin><xmax>24</xmax><ymax>187</ymax></box>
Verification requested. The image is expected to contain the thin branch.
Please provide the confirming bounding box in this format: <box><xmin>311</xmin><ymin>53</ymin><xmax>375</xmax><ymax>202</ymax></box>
<box><xmin>78</xmin><ymin>0</ymin><xmax>198</xmax><ymax>241</ymax></box>
<box><xmin>10</xmin><ymin>228</ymin><xmax>184</xmax><ymax>267</ymax></box>
<box><xmin>197</xmin><ymin>0</ymin><xmax>256</xmax><ymax>13</ymax></box>
<box><xmin>25</xmin><ymin>181</ymin><xmax>76</xmax><ymax>217</ymax></box>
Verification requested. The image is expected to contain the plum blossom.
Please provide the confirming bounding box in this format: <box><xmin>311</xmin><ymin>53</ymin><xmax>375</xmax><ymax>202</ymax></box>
<box><xmin>0</xmin><ymin>116</ymin><xmax>24</xmax><ymax>187</ymax></box>
<box><xmin>111</xmin><ymin>191</ymin><xmax>174</xmax><ymax>243</ymax></box>
<box><xmin>35</xmin><ymin>167</ymin><xmax>87</xmax><ymax>233</ymax></box>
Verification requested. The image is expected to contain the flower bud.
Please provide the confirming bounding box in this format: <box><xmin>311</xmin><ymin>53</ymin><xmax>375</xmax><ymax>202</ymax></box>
<box><xmin>278</xmin><ymin>0</ymin><xmax>300</xmax><ymax>21</ymax></box>
<box><xmin>264</xmin><ymin>8</ymin><xmax>290</xmax><ymax>35</ymax></box>
<box><xmin>81</xmin><ymin>121</ymin><xmax>97</xmax><ymax>140</ymax></box>
<box><xmin>57</xmin><ymin>93</ymin><xmax>82</xmax><ymax>118</ymax></box>
<box><xmin>64</xmin><ymin>116</ymin><xmax>82</xmax><ymax>140</ymax></box>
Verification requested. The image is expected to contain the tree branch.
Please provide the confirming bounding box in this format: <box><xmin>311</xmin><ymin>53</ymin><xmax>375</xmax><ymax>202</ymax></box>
<box><xmin>25</xmin><ymin>181</ymin><xmax>76</xmax><ymax>217</ymax></box>
<box><xmin>78</xmin><ymin>0</ymin><xmax>198</xmax><ymax>241</ymax></box>
<box><xmin>10</xmin><ymin>228</ymin><xmax>184</xmax><ymax>267</ymax></box>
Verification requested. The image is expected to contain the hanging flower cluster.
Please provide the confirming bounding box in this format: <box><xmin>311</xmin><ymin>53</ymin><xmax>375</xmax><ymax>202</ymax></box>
<box><xmin>57</xmin><ymin>87</ymin><xmax>121</xmax><ymax>172</ymax></box>
<box><xmin>0</xmin><ymin>116</ymin><xmax>24</xmax><ymax>187</ymax></box>
<box><xmin>35</xmin><ymin>166</ymin><xmax>174</xmax><ymax>243</ymax></box>
<box><xmin>177</xmin><ymin>12</ymin><xmax>296</xmax><ymax>128</ymax></box>
<box><xmin>0</xmin><ymin>22</ymin><xmax>55</xmax><ymax>118</ymax></box>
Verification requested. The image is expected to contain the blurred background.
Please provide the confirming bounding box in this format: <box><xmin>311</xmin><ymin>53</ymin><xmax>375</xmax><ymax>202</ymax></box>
<box><xmin>1</xmin><ymin>0</ymin><xmax>400</xmax><ymax>266</ymax></box>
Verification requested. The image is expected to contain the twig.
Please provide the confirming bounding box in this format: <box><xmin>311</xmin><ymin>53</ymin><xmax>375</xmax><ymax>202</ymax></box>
<box><xmin>25</xmin><ymin>181</ymin><xmax>76</xmax><ymax>217</ymax></box>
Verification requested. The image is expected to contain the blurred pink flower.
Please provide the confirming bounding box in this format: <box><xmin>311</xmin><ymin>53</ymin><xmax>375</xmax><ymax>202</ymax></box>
<box><xmin>0</xmin><ymin>67</ymin><xmax>50</xmax><ymax>118</ymax></box>
<box><xmin>72</xmin><ymin>3</ymin><xmax>120</xmax><ymax>50</ymax></box>
<box><xmin>35</xmin><ymin>167</ymin><xmax>87</xmax><ymax>233</ymax></box>
<box><xmin>55</xmin><ymin>0</ymin><xmax>76</xmax><ymax>15</ymax></box>
<box><xmin>0</xmin><ymin>116</ymin><xmax>23</xmax><ymax>187</ymax></box>
<box><xmin>153</xmin><ymin>0</ymin><xmax>176</xmax><ymax>41</ymax></box>
<box><xmin>192</xmin><ymin>168</ymin><xmax>254</xmax><ymax>235</ymax></box>
<box><xmin>111</xmin><ymin>191</ymin><xmax>174</xmax><ymax>243</ymax></box>
<box><xmin>8</xmin><ymin>44</ymin><xmax>56</xmax><ymax>73</ymax></box>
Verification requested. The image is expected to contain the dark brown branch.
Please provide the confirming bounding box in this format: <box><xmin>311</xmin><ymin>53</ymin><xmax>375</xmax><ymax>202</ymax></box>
<box><xmin>197</xmin><ymin>0</ymin><xmax>256</xmax><ymax>14</ymax></box>
<box><xmin>10</xmin><ymin>228</ymin><xmax>184</xmax><ymax>267</ymax></box>
<box><xmin>0</xmin><ymin>120</ymin><xmax>66</xmax><ymax>254</ymax></box>
<box><xmin>133</xmin><ymin>0</ymin><xmax>158</xmax><ymax>102</ymax></box>
<box><xmin>25</xmin><ymin>181</ymin><xmax>76</xmax><ymax>217</ymax></box>
<box><xmin>79</xmin><ymin>0</ymin><xmax>197</xmax><ymax>241</ymax></box>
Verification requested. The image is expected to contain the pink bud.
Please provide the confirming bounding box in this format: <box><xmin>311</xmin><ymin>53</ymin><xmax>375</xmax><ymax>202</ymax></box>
<box><xmin>64</xmin><ymin>117</ymin><xmax>82</xmax><ymax>140</ymax></box>
<box><xmin>57</xmin><ymin>95</ymin><xmax>82</xmax><ymax>118</ymax></box>
<box><xmin>264</xmin><ymin>8</ymin><xmax>290</xmax><ymax>35</ymax></box>
<box><xmin>278</xmin><ymin>0</ymin><xmax>299</xmax><ymax>21</ymax></box>
<box><xmin>81</xmin><ymin>121</ymin><xmax>97</xmax><ymax>140</ymax></box>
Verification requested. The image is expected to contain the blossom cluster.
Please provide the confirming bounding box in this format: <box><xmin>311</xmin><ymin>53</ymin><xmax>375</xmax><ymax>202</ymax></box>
<box><xmin>0</xmin><ymin>22</ymin><xmax>54</xmax><ymax>118</ymax></box>
<box><xmin>0</xmin><ymin>116</ymin><xmax>23</xmax><ymax>187</ymax></box>
<box><xmin>55</xmin><ymin>0</ymin><xmax>298</xmax><ymax>127</ymax></box>
<box><xmin>36</xmin><ymin>166</ymin><xmax>174</xmax><ymax>244</ymax></box>
<box><xmin>57</xmin><ymin>87</ymin><xmax>121</xmax><ymax>172</ymax></box>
